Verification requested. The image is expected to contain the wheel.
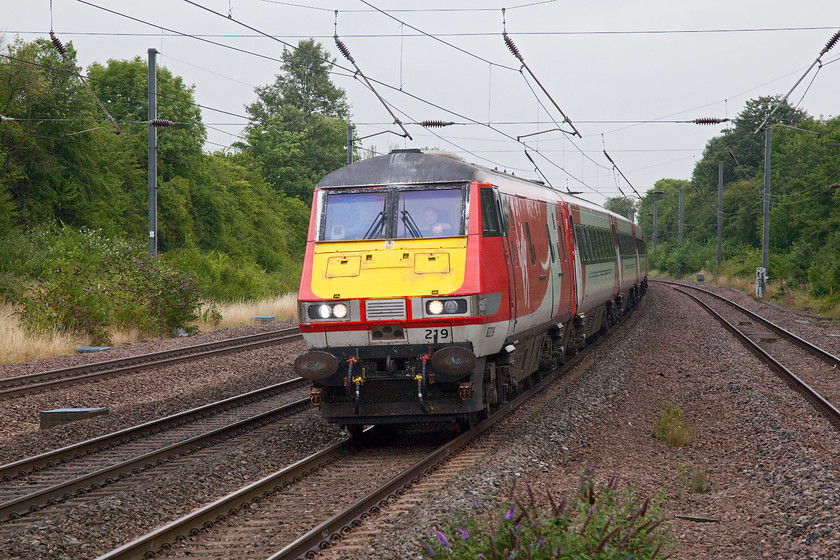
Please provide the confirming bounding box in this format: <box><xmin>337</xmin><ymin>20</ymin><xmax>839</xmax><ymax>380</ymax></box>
<box><xmin>346</xmin><ymin>425</ymin><xmax>364</xmax><ymax>439</ymax></box>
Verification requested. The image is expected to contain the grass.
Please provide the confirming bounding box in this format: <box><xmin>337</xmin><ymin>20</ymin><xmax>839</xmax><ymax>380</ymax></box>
<box><xmin>652</xmin><ymin>402</ymin><xmax>694</xmax><ymax>447</ymax></box>
<box><xmin>190</xmin><ymin>293</ymin><xmax>298</xmax><ymax>331</ymax></box>
<box><xmin>0</xmin><ymin>293</ymin><xmax>298</xmax><ymax>366</ymax></box>
<box><xmin>677</xmin><ymin>462</ymin><xmax>714</xmax><ymax>494</ymax></box>
<box><xmin>0</xmin><ymin>304</ymin><xmax>91</xmax><ymax>365</ymax></box>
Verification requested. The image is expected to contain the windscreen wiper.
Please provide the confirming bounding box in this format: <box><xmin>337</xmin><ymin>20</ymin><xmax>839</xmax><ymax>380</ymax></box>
<box><xmin>363</xmin><ymin>211</ymin><xmax>385</xmax><ymax>239</ymax></box>
<box><xmin>401</xmin><ymin>209</ymin><xmax>422</xmax><ymax>238</ymax></box>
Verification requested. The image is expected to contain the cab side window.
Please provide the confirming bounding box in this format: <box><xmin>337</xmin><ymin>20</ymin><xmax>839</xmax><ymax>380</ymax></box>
<box><xmin>480</xmin><ymin>188</ymin><xmax>502</xmax><ymax>237</ymax></box>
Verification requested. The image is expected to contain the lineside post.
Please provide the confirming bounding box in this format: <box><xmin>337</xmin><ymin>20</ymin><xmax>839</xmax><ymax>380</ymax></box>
<box><xmin>148</xmin><ymin>48</ymin><xmax>158</xmax><ymax>256</ymax></box>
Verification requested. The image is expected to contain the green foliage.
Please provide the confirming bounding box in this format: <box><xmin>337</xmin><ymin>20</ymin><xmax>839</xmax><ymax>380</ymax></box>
<box><xmin>649</xmin><ymin>240</ymin><xmax>714</xmax><ymax>278</ymax></box>
<box><xmin>0</xmin><ymin>37</ymin><xmax>316</xmax><ymax>313</ymax></box>
<box><xmin>603</xmin><ymin>196</ymin><xmax>637</xmax><ymax>221</ymax></box>
<box><xmin>0</xmin><ymin>38</ymin><xmax>132</xmax><ymax>231</ymax></box>
<box><xmin>807</xmin><ymin>230</ymin><xmax>840</xmax><ymax>304</ymax></box>
<box><xmin>163</xmin><ymin>246</ymin><xmax>301</xmax><ymax>302</ymax></box>
<box><xmin>422</xmin><ymin>472</ymin><xmax>671</xmax><ymax>559</ymax></box>
<box><xmin>246</xmin><ymin>39</ymin><xmax>350</xmax><ymax>122</ymax></box>
<box><xmin>242</xmin><ymin>39</ymin><xmax>351</xmax><ymax>201</ymax></box>
<box><xmin>640</xmin><ymin>99</ymin><xmax>840</xmax><ymax>306</ymax></box>
<box><xmin>652</xmin><ymin>402</ymin><xmax>694</xmax><ymax>447</ymax></box>
<box><xmin>6</xmin><ymin>228</ymin><xmax>199</xmax><ymax>344</ymax></box>
<box><xmin>719</xmin><ymin>246</ymin><xmax>762</xmax><ymax>278</ymax></box>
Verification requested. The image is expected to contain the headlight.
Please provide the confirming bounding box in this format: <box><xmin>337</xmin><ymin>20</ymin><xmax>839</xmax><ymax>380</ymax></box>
<box><xmin>425</xmin><ymin>298</ymin><xmax>468</xmax><ymax>316</ymax></box>
<box><xmin>305</xmin><ymin>301</ymin><xmax>354</xmax><ymax>321</ymax></box>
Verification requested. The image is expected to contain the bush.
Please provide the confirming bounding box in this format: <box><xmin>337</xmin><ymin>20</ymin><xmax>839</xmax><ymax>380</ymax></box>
<box><xmin>10</xmin><ymin>228</ymin><xmax>200</xmax><ymax>344</ymax></box>
<box><xmin>807</xmin><ymin>231</ymin><xmax>840</xmax><ymax>301</ymax></box>
<box><xmin>422</xmin><ymin>471</ymin><xmax>671</xmax><ymax>559</ymax></box>
<box><xmin>164</xmin><ymin>245</ymin><xmax>301</xmax><ymax>301</ymax></box>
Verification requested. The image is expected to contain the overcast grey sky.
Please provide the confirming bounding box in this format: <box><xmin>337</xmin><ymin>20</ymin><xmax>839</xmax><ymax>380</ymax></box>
<box><xmin>3</xmin><ymin>0</ymin><xmax>839</xmax><ymax>205</ymax></box>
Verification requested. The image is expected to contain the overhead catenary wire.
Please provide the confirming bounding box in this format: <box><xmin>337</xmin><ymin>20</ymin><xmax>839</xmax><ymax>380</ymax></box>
<box><xmin>66</xmin><ymin>0</ymin><xmax>699</xmax><ymax>192</ymax></box>
<box><xmin>602</xmin><ymin>150</ymin><xmax>642</xmax><ymax>199</ymax></box>
<box><xmin>169</xmin><ymin>0</ymin><xmax>599</xmax><ymax>187</ymax></box>
<box><xmin>47</xmin><ymin>0</ymin><xmax>833</xmax><ymax>198</ymax></box>
<box><xmin>754</xmin><ymin>28</ymin><xmax>840</xmax><ymax>133</ymax></box>
<box><xmin>11</xmin><ymin>24</ymin><xmax>840</xmax><ymax>39</ymax></box>
<box><xmin>333</xmin><ymin>29</ymin><xmax>411</xmax><ymax>140</ymax></box>
<box><xmin>48</xmin><ymin>31</ymin><xmax>125</xmax><ymax>137</ymax></box>
<box><xmin>502</xmin><ymin>28</ymin><xmax>581</xmax><ymax>137</ymax></box>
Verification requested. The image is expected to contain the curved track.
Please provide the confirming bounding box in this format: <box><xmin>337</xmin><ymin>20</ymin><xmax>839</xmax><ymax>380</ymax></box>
<box><xmin>0</xmin><ymin>327</ymin><xmax>301</xmax><ymax>399</ymax></box>
<box><xmin>658</xmin><ymin>280</ymin><xmax>840</xmax><ymax>425</ymax></box>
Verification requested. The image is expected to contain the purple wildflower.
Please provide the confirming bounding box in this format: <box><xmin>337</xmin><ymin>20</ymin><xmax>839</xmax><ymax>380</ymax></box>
<box><xmin>458</xmin><ymin>528</ymin><xmax>469</xmax><ymax>540</ymax></box>
<box><xmin>419</xmin><ymin>539</ymin><xmax>434</xmax><ymax>556</ymax></box>
<box><xmin>435</xmin><ymin>529</ymin><xmax>450</xmax><ymax>548</ymax></box>
<box><xmin>505</xmin><ymin>504</ymin><xmax>515</xmax><ymax>520</ymax></box>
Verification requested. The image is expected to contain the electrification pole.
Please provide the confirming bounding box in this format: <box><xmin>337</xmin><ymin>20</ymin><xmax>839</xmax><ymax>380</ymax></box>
<box><xmin>762</xmin><ymin>127</ymin><xmax>771</xmax><ymax>271</ymax></box>
<box><xmin>678</xmin><ymin>186</ymin><xmax>683</xmax><ymax>244</ymax></box>
<box><xmin>653</xmin><ymin>199</ymin><xmax>658</xmax><ymax>252</ymax></box>
<box><xmin>147</xmin><ymin>48</ymin><xmax>158</xmax><ymax>256</ymax></box>
<box><xmin>717</xmin><ymin>161</ymin><xmax>723</xmax><ymax>267</ymax></box>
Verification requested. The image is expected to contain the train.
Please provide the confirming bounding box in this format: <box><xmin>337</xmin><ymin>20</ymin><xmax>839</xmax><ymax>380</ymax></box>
<box><xmin>294</xmin><ymin>149</ymin><xmax>647</xmax><ymax>433</ymax></box>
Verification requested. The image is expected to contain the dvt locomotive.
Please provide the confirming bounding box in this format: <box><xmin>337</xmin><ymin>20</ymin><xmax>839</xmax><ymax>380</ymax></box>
<box><xmin>294</xmin><ymin>149</ymin><xmax>647</xmax><ymax>431</ymax></box>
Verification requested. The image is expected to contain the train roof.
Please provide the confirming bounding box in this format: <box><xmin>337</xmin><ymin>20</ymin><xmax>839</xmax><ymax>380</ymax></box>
<box><xmin>318</xmin><ymin>149</ymin><xmax>640</xmax><ymax>230</ymax></box>
<box><xmin>318</xmin><ymin>149</ymin><xmax>481</xmax><ymax>188</ymax></box>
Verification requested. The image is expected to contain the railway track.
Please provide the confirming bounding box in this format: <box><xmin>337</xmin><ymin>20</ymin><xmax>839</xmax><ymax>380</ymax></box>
<box><xmin>0</xmin><ymin>326</ymin><xmax>302</xmax><ymax>399</ymax></box>
<box><xmin>659</xmin><ymin>281</ymin><xmax>840</xmax><ymax>425</ymax></box>
<box><xmin>93</xmin><ymin>329</ymin><xmax>611</xmax><ymax>560</ymax></box>
<box><xmin>0</xmin><ymin>378</ymin><xmax>311</xmax><ymax>522</ymax></box>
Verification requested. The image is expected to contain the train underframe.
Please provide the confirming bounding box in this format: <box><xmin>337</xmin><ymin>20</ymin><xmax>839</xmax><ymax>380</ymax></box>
<box><xmin>307</xmin><ymin>281</ymin><xmax>646</xmax><ymax>432</ymax></box>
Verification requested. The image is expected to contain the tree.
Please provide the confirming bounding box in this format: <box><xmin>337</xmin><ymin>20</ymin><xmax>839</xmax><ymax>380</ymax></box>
<box><xmin>603</xmin><ymin>197</ymin><xmax>636</xmax><ymax>221</ymax></box>
<box><xmin>246</xmin><ymin>39</ymin><xmax>349</xmax><ymax>124</ymax></box>
<box><xmin>0</xmin><ymin>37</ymin><xmax>131</xmax><ymax>231</ymax></box>
<box><xmin>242</xmin><ymin>39</ymin><xmax>351</xmax><ymax>201</ymax></box>
<box><xmin>691</xmin><ymin>96</ymin><xmax>810</xmax><ymax>193</ymax></box>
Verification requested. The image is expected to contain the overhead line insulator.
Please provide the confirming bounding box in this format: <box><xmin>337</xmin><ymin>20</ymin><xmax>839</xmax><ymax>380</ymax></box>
<box><xmin>420</xmin><ymin>120</ymin><xmax>455</xmax><ymax>128</ymax></box>
<box><xmin>692</xmin><ymin>117</ymin><xmax>730</xmax><ymax>125</ymax></box>
<box><xmin>503</xmin><ymin>32</ymin><xmax>523</xmax><ymax>63</ymax></box>
<box><xmin>334</xmin><ymin>35</ymin><xmax>355</xmax><ymax>64</ymax></box>
<box><xmin>148</xmin><ymin>119</ymin><xmax>179</xmax><ymax>127</ymax></box>
<box><xmin>49</xmin><ymin>31</ymin><xmax>68</xmax><ymax>57</ymax></box>
<box><xmin>821</xmin><ymin>30</ymin><xmax>840</xmax><ymax>55</ymax></box>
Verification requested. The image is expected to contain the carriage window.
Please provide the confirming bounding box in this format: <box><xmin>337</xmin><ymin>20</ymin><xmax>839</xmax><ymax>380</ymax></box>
<box><xmin>546</xmin><ymin>224</ymin><xmax>555</xmax><ymax>262</ymax></box>
<box><xmin>396</xmin><ymin>188</ymin><xmax>464</xmax><ymax>238</ymax></box>
<box><xmin>322</xmin><ymin>191</ymin><xmax>388</xmax><ymax>240</ymax></box>
<box><xmin>480</xmin><ymin>188</ymin><xmax>502</xmax><ymax>237</ymax></box>
<box><xmin>524</xmin><ymin>222</ymin><xmax>536</xmax><ymax>265</ymax></box>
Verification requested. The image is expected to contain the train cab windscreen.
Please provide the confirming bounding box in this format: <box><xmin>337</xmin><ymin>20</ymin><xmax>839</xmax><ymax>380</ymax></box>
<box><xmin>396</xmin><ymin>188</ymin><xmax>463</xmax><ymax>238</ymax></box>
<box><xmin>320</xmin><ymin>186</ymin><xmax>465</xmax><ymax>241</ymax></box>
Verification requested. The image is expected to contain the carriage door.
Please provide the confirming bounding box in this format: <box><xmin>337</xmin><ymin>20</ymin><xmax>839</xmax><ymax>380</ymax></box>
<box><xmin>498</xmin><ymin>192</ymin><xmax>518</xmax><ymax>333</ymax></box>
<box><xmin>611</xmin><ymin>222</ymin><xmax>622</xmax><ymax>291</ymax></box>
<box><xmin>568</xmin><ymin>212</ymin><xmax>584</xmax><ymax>311</ymax></box>
<box><xmin>546</xmin><ymin>206</ymin><xmax>560</xmax><ymax>316</ymax></box>
<box><xmin>555</xmin><ymin>204</ymin><xmax>574</xmax><ymax>316</ymax></box>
